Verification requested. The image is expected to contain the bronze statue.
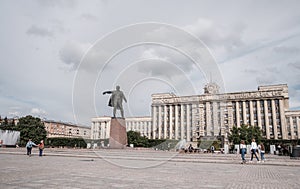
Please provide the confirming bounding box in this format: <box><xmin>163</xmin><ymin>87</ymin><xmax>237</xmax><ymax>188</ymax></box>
<box><xmin>103</xmin><ymin>85</ymin><xmax>127</xmax><ymax>118</ymax></box>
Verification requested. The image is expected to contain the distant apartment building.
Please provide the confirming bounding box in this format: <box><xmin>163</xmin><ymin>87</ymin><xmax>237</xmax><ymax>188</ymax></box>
<box><xmin>91</xmin><ymin>116</ymin><xmax>151</xmax><ymax>140</ymax></box>
<box><xmin>44</xmin><ymin>120</ymin><xmax>91</xmax><ymax>139</ymax></box>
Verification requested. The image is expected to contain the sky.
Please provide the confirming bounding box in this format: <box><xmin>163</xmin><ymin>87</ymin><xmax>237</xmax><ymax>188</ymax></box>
<box><xmin>0</xmin><ymin>0</ymin><xmax>300</xmax><ymax>126</ymax></box>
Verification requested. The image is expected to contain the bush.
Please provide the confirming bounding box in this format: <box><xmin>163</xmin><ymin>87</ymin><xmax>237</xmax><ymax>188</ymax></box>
<box><xmin>46</xmin><ymin>137</ymin><xmax>87</xmax><ymax>148</ymax></box>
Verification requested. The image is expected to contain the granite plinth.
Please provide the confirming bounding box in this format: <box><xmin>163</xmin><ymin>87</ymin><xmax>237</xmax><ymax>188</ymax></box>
<box><xmin>109</xmin><ymin>118</ymin><xmax>127</xmax><ymax>149</ymax></box>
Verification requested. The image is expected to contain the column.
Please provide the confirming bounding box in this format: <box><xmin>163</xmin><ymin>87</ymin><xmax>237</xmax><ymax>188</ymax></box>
<box><xmin>95</xmin><ymin>122</ymin><xmax>98</xmax><ymax>140</ymax></box>
<box><xmin>158</xmin><ymin>106</ymin><xmax>162</xmax><ymax>139</ymax></box>
<box><xmin>164</xmin><ymin>105</ymin><xmax>168</xmax><ymax>139</ymax></box>
<box><xmin>180</xmin><ymin>104</ymin><xmax>184</xmax><ymax>139</ymax></box>
<box><xmin>127</xmin><ymin>121</ymin><xmax>130</xmax><ymax>131</ymax></box>
<box><xmin>271</xmin><ymin>100</ymin><xmax>278</xmax><ymax>139</ymax></box>
<box><xmin>175</xmin><ymin>105</ymin><xmax>179</xmax><ymax>140</ymax></box>
<box><xmin>100</xmin><ymin>122</ymin><xmax>104</xmax><ymax>139</ymax></box>
<box><xmin>152</xmin><ymin>106</ymin><xmax>157</xmax><ymax>139</ymax></box>
<box><xmin>249</xmin><ymin>101</ymin><xmax>254</xmax><ymax>126</ymax></box>
<box><xmin>92</xmin><ymin>122</ymin><xmax>96</xmax><ymax>139</ymax></box>
<box><xmin>206</xmin><ymin>102</ymin><xmax>211</xmax><ymax>135</ymax></box>
<box><xmin>227</xmin><ymin>102</ymin><xmax>233</xmax><ymax>130</ymax></box>
<box><xmin>186</xmin><ymin>104</ymin><xmax>191</xmax><ymax>141</ymax></box>
<box><xmin>236</xmin><ymin>102</ymin><xmax>240</xmax><ymax>127</ymax></box>
<box><xmin>220</xmin><ymin>103</ymin><xmax>225</xmax><ymax>136</ymax></box>
<box><xmin>105</xmin><ymin>121</ymin><xmax>109</xmax><ymax>139</ymax></box>
<box><xmin>257</xmin><ymin>100</ymin><xmax>262</xmax><ymax>129</ymax></box>
<box><xmin>213</xmin><ymin>102</ymin><xmax>218</xmax><ymax>136</ymax></box>
<box><xmin>242</xmin><ymin>101</ymin><xmax>247</xmax><ymax>125</ymax></box>
<box><xmin>169</xmin><ymin>105</ymin><xmax>173</xmax><ymax>139</ymax></box>
<box><xmin>297</xmin><ymin>117</ymin><xmax>300</xmax><ymax>139</ymax></box>
<box><xmin>264</xmin><ymin>100</ymin><xmax>270</xmax><ymax>139</ymax></box>
<box><xmin>191</xmin><ymin>102</ymin><xmax>200</xmax><ymax>141</ymax></box>
<box><xmin>289</xmin><ymin>117</ymin><xmax>294</xmax><ymax>140</ymax></box>
<box><xmin>91</xmin><ymin>122</ymin><xmax>94</xmax><ymax>139</ymax></box>
<box><xmin>279</xmin><ymin>99</ymin><xmax>288</xmax><ymax>139</ymax></box>
<box><xmin>96</xmin><ymin>122</ymin><xmax>99</xmax><ymax>139</ymax></box>
<box><xmin>139</xmin><ymin>121</ymin><xmax>143</xmax><ymax>136</ymax></box>
<box><xmin>199</xmin><ymin>104</ymin><xmax>205</xmax><ymax>136</ymax></box>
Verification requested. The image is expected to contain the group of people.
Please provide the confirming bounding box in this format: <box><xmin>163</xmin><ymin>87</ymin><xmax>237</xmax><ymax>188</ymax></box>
<box><xmin>25</xmin><ymin>139</ymin><xmax>44</xmax><ymax>157</ymax></box>
<box><xmin>240</xmin><ymin>138</ymin><xmax>265</xmax><ymax>164</ymax></box>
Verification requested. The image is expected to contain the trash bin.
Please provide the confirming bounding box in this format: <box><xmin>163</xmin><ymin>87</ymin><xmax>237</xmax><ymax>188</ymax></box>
<box><xmin>290</xmin><ymin>147</ymin><xmax>300</xmax><ymax>159</ymax></box>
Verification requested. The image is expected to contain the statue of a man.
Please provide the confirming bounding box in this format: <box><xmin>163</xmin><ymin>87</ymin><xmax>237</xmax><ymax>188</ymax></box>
<box><xmin>103</xmin><ymin>85</ymin><xmax>127</xmax><ymax>118</ymax></box>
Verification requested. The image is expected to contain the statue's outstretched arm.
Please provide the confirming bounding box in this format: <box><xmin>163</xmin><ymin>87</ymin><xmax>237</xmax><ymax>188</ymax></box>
<box><xmin>102</xmin><ymin>91</ymin><xmax>112</xmax><ymax>95</ymax></box>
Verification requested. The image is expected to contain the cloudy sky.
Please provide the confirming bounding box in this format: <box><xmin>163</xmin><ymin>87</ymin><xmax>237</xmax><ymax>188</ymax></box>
<box><xmin>1</xmin><ymin>0</ymin><xmax>300</xmax><ymax>126</ymax></box>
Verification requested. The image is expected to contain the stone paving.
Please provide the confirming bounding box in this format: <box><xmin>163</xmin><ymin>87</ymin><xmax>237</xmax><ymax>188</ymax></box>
<box><xmin>0</xmin><ymin>148</ymin><xmax>300</xmax><ymax>188</ymax></box>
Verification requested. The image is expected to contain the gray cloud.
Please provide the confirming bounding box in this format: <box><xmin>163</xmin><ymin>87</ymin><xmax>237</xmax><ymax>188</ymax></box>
<box><xmin>59</xmin><ymin>40</ymin><xmax>90</xmax><ymax>70</ymax></box>
<box><xmin>30</xmin><ymin>108</ymin><xmax>47</xmax><ymax>116</ymax></box>
<box><xmin>273</xmin><ymin>46</ymin><xmax>300</xmax><ymax>54</ymax></box>
<box><xmin>244</xmin><ymin>69</ymin><xmax>259</xmax><ymax>74</ymax></box>
<box><xmin>288</xmin><ymin>62</ymin><xmax>300</xmax><ymax>70</ymax></box>
<box><xmin>184</xmin><ymin>18</ymin><xmax>246</xmax><ymax>55</ymax></box>
<box><xmin>80</xmin><ymin>13</ymin><xmax>99</xmax><ymax>22</ymax></box>
<box><xmin>36</xmin><ymin>0</ymin><xmax>77</xmax><ymax>9</ymax></box>
<box><xmin>138</xmin><ymin>47</ymin><xmax>194</xmax><ymax>76</ymax></box>
<box><xmin>26</xmin><ymin>25</ymin><xmax>53</xmax><ymax>37</ymax></box>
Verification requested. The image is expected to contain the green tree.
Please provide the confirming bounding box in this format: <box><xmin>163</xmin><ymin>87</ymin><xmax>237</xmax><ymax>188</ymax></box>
<box><xmin>228</xmin><ymin>126</ymin><xmax>240</xmax><ymax>144</ymax></box>
<box><xmin>228</xmin><ymin>124</ymin><xmax>263</xmax><ymax>145</ymax></box>
<box><xmin>15</xmin><ymin>115</ymin><xmax>47</xmax><ymax>146</ymax></box>
<box><xmin>127</xmin><ymin>130</ymin><xmax>149</xmax><ymax>147</ymax></box>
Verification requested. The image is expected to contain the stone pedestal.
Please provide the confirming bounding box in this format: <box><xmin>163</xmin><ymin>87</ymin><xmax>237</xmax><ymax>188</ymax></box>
<box><xmin>109</xmin><ymin>118</ymin><xmax>127</xmax><ymax>149</ymax></box>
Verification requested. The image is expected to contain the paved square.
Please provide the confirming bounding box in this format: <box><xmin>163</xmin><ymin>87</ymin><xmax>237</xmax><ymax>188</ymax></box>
<box><xmin>1</xmin><ymin>148</ymin><xmax>300</xmax><ymax>188</ymax></box>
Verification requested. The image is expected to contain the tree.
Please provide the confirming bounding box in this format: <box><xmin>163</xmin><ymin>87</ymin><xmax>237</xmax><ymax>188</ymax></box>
<box><xmin>15</xmin><ymin>115</ymin><xmax>47</xmax><ymax>146</ymax></box>
<box><xmin>127</xmin><ymin>130</ymin><xmax>149</xmax><ymax>147</ymax></box>
<box><xmin>228</xmin><ymin>124</ymin><xmax>263</xmax><ymax>145</ymax></box>
<box><xmin>228</xmin><ymin>126</ymin><xmax>240</xmax><ymax>144</ymax></box>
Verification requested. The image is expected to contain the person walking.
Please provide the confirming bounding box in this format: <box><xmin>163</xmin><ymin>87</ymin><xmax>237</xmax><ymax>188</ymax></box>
<box><xmin>38</xmin><ymin>140</ymin><xmax>45</xmax><ymax>157</ymax></box>
<box><xmin>26</xmin><ymin>139</ymin><xmax>37</xmax><ymax>156</ymax></box>
<box><xmin>258</xmin><ymin>142</ymin><xmax>265</xmax><ymax>162</ymax></box>
<box><xmin>240</xmin><ymin>140</ymin><xmax>247</xmax><ymax>164</ymax></box>
<box><xmin>211</xmin><ymin>145</ymin><xmax>215</xmax><ymax>154</ymax></box>
<box><xmin>250</xmin><ymin>138</ymin><xmax>260</xmax><ymax>163</ymax></box>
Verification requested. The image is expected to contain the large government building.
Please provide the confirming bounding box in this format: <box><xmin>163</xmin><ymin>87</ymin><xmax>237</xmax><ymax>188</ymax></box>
<box><xmin>151</xmin><ymin>83</ymin><xmax>300</xmax><ymax>144</ymax></box>
<box><xmin>91</xmin><ymin>83</ymin><xmax>300</xmax><ymax>145</ymax></box>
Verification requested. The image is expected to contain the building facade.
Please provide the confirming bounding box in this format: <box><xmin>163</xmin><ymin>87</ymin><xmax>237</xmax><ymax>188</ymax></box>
<box><xmin>44</xmin><ymin>120</ymin><xmax>91</xmax><ymax>139</ymax></box>
<box><xmin>91</xmin><ymin>117</ymin><xmax>111</xmax><ymax>140</ymax></box>
<box><xmin>125</xmin><ymin>117</ymin><xmax>152</xmax><ymax>138</ymax></box>
<box><xmin>151</xmin><ymin>83</ymin><xmax>300</xmax><ymax>143</ymax></box>
<box><xmin>285</xmin><ymin>110</ymin><xmax>300</xmax><ymax>140</ymax></box>
<box><xmin>91</xmin><ymin>116</ymin><xmax>151</xmax><ymax>140</ymax></box>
